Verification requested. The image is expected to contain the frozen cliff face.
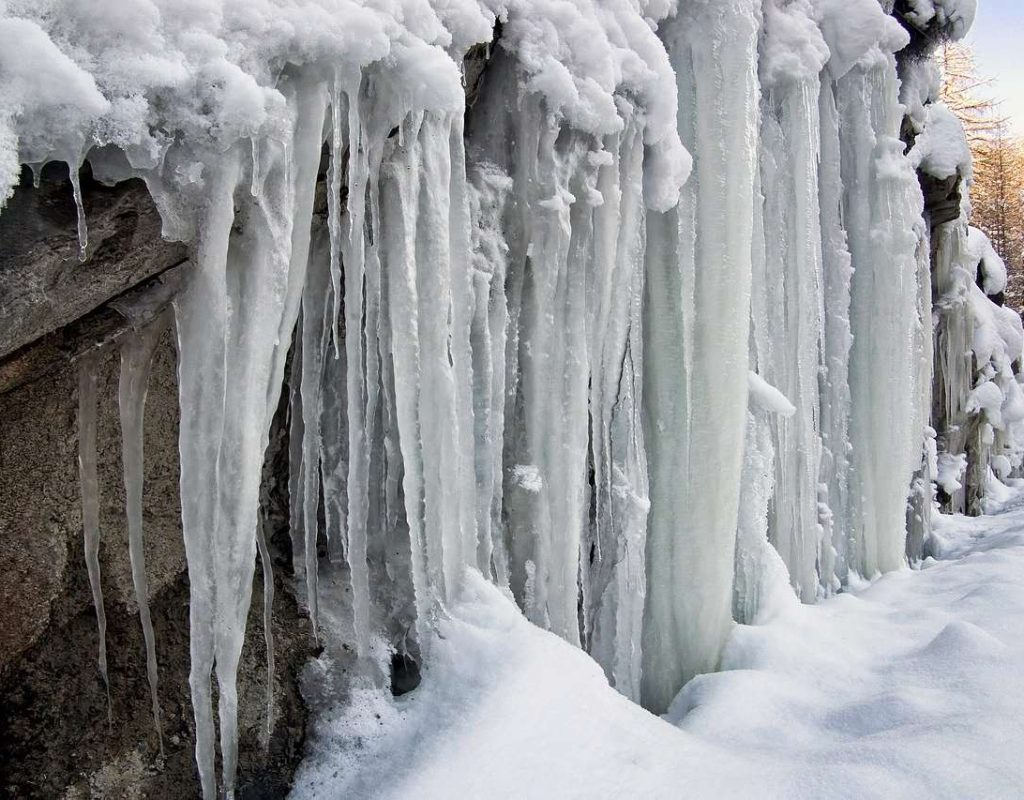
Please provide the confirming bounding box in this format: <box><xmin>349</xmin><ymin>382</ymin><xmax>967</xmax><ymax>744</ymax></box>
<box><xmin>1</xmin><ymin>0</ymin><xmax>1009</xmax><ymax>794</ymax></box>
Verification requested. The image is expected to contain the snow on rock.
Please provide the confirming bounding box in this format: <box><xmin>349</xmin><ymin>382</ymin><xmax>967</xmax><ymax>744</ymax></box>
<box><xmin>814</xmin><ymin>0</ymin><xmax>909</xmax><ymax>80</ymax></box>
<box><xmin>908</xmin><ymin>102</ymin><xmax>972</xmax><ymax>181</ymax></box>
<box><xmin>968</xmin><ymin>225</ymin><xmax>1008</xmax><ymax>296</ymax></box>
<box><xmin>904</xmin><ymin>0</ymin><xmax>978</xmax><ymax>40</ymax></box>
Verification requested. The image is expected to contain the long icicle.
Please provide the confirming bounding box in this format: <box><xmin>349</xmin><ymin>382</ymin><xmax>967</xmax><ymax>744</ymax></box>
<box><xmin>118</xmin><ymin>313</ymin><xmax>171</xmax><ymax>756</ymax></box>
<box><xmin>255</xmin><ymin>515</ymin><xmax>276</xmax><ymax>749</ymax></box>
<box><xmin>78</xmin><ymin>350</ymin><xmax>111</xmax><ymax>722</ymax></box>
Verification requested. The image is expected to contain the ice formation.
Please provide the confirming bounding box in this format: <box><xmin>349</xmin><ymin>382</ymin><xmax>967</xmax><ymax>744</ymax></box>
<box><xmin>2</xmin><ymin>0</ymin><xmax>1018</xmax><ymax>794</ymax></box>
<box><xmin>119</xmin><ymin>315</ymin><xmax>172</xmax><ymax>755</ymax></box>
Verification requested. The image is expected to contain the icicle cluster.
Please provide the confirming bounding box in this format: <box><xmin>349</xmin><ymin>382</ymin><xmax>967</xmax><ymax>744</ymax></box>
<box><xmin>6</xmin><ymin>0</ymin><xmax>1009</xmax><ymax>794</ymax></box>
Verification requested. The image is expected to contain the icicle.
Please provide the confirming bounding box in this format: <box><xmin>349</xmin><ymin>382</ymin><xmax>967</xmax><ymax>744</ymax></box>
<box><xmin>467</xmin><ymin>161</ymin><xmax>513</xmax><ymax>586</ymax></box>
<box><xmin>817</xmin><ymin>79</ymin><xmax>854</xmax><ymax>589</ymax></box>
<box><xmin>380</xmin><ymin>113</ymin><xmax>438</xmax><ymax>641</ymax></box>
<box><xmin>342</xmin><ymin>79</ymin><xmax>373</xmax><ymax>658</ymax></box>
<box><xmin>495</xmin><ymin>99</ymin><xmax>591</xmax><ymax>645</ymax></box>
<box><xmin>327</xmin><ymin>72</ymin><xmax>347</xmax><ymax>358</ymax></box>
<box><xmin>297</xmin><ymin>228</ymin><xmax>335</xmax><ymax>641</ymax></box>
<box><xmin>250</xmin><ymin>137</ymin><xmax>262</xmax><ymax>198</ymax></box>
<box><xmin>756</xmin><ymin>74</ymin><xmax>826</xmax><ymax>601</ymax></box>
<box><xmin>118</xmin><ymin>313</ymin><xmax>170</xmax><ymax>756</ymax></box>
<box><xmin>582</xmin><ymin>119</ymin><xmax>650</xmax><ymax>702</ymax></box>
<box><xmin>288</xmin><ymin>322</ymin><xmax>307</xmax><ymax>579</ymax></box>
<box><xmin>173</xmin><ymin>73</ymin><xmax>327</xmax><ymax>799</ymax></box>
<box><xmin>78</xmin><ymin>350</ymin><xmax>111</xmax><ymax>721</ymax></box>
<box><xmin>255</xmin><ymin>515</ymin><xmax>275</xmax><ymax>749</ymax></box>
<box><xmin>70</xmin><ymin>160</ymin><xmax>88</xmax><ymax>262</ymax></box>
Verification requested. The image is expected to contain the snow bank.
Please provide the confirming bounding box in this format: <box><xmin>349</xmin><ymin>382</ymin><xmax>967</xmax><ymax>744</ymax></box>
<box><xmin>293</xmin><ymin>498</ymin><xmax>1024</xmax><ymax>799</ymax></box>
<box><xmin>291</xmin><ymin>572</ymin><xmax>749</xmax><ymax>800</ymax></box>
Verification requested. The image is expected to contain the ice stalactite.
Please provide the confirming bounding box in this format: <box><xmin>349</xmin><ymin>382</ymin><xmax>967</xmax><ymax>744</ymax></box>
<box><xmin>753</xmin><ymin>0</ymin><xmax>829</xmax><ymax>601</ymax></box>
<box><xmin>463</xmin><ymin>41</ymin><xmax>669</xmax><ymax>698</ymax></box>
<box><xmin>837</xmin><ymin>53</ymin><xmax>929</xmax><ymax>578</ymax></box>
<box><xmin>173</xmin><ymin>75</ymin><xmax>328</xmax><ymax>800</ymax></box>
<box><xmin>70</xmin><ymin>160</ymin><xmax>88</xmax><ymax>261</ymax></box>
<box><xmin>255</xmin><ymin>516</ymin><xmax>276</xmax><ymax>748</ymax></box>
<box><xmin>78</xmin><ymin>350</ymin><xmax>111</xmax><ymax>720</ymax></box>
<box><xmin>467</xmin><ymin>161</ymin><xmax>514</xmax><ymax>590</ymax></box>
<box><xmin>380</xmin><ymin>110</ymin><xmax>478</xmax><ymax>639</ymax></box>
<box><xmin>641</xmin><ymin>0</ymin><xmax>761</xmax><ymax>713</ymax></box>
<box><xmin>816</xmin><ymin>78</ymin><xmax>855</xmax><ymax>588</ymax></box>
<box><xmin>497</xmin><ymin>104</ymin><xmax>594</xmax><ymax>646</ymax></box>
<box><xmin>582</xmin><ymin>115</ymin><xmax>651</xmax><ymax>702</ymax></box>
<box><xmin>118</xmin><ymin>313</ymin><xmax>171</xmax><ymax>755</ymax></box>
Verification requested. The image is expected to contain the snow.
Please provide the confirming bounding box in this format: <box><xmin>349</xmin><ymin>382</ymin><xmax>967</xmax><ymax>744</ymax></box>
<box><xmin>908</xmin><ymin>102</ymin><xmax>972</xmax><ymax>181</ymax></box>
<box><xmin>294</xmin><ymin>493</ymin><xmax>1024</xmax><ymax>799</ymax></box>
<box><xmin>747</xmin><ymin>371</ymin><xmax>796</xmax><ymax>416</ymax></box>
<box><xmin>968</xmin><ymin>225</ymin><xmax>1008</xmax><ymax>296</ymax></box>
<box><xmin>904</xmin><ymin>0</ymin><xmax>978</xmax><ymax>40</ymax></box>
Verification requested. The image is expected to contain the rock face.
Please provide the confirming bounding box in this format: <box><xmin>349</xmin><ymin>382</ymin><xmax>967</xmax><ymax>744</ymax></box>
<box><xmin>0</xmin><ymin>167</ymin><xmax>312</xmax><ymax>798</ymax></box>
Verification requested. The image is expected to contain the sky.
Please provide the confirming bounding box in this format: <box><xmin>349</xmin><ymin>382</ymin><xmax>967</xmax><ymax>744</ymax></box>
<box><xmin>966</xmin><ymin>0</ymin><xmax>1024</xmax><ymax>136</ymax></box>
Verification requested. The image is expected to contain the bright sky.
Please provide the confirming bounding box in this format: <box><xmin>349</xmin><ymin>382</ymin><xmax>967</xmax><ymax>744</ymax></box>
<box><xmin>966</xmin><ymin>0</ymin><xmax>1024</xmax><ymax>136</ymax></box>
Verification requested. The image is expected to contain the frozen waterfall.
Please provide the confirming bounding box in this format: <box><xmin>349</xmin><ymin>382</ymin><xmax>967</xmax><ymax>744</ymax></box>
<box><xmin>1</xmin><ymin>0</ymin><xmax>1016</xmax><ymax>795</ymax></box>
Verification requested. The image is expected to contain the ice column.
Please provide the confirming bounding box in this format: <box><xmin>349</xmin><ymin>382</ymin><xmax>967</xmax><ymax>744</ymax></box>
<box><xmin>754</xmin><ymin>23</ymin><xmax>828</xmax><ymax>601</ymax></box>
<box><xmin>582</xmin><ymin>117</ymin><xmax>651</xmax><ymax>701</ymax></box>
<box><xmin>641</xmin><ymin>0</ymin><xmax>761</xmax><ymax>713</ymax></box>
<box><xmin>838</xmin><ymin>57</ymin><xmax>928</xmax><ymax>577</ymax></box>
<box><xmin>816</xmin><ymin>79</ymin><xmax>855</xmax><ymax>588</ymax></box>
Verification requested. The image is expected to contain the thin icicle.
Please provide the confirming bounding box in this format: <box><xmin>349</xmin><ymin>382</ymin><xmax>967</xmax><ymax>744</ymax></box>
<box><xmin>78</xmin><ymin>350</ymin><xmax>111</xmax><ymax>722</ymax></box>
<box><xmin>255</xmin><ymin>515</ymin><xmax>276</xmax><ymax>749</ymax></box>
<box><xmin>327</xmin><ymin>73</ymin><xmax>347</xmax><ymax>358</ymax></box>
<box><xmin>250</xmin><ymin>137</ymin><xmax>262</xmax><ymax>198</ymax></box>
<box><xmin>70</xmin><ymin>161</ymin><xmax>88</xmax><ymax>262</ymax></box>
<box><xmin>118</xmin><ymin>313</ymin><xmax>170</xmax><ymax>756</ymax></box>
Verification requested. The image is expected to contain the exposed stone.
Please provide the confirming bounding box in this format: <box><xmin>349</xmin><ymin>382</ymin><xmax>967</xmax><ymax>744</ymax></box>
<box><xmin>0</xmin><ymin>164</ymin><xmax>187</xmax><ymax>361</ymax></box>
<box><xmin>0</xmin><ymin>171</ymin><xmax>312</xmax><ymax>798</ymax></box>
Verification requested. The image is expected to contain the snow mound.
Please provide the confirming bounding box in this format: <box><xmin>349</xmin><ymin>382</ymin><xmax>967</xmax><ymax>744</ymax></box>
<box><xmin>294</xmin><ymin>498</ymin><xmax>1024</xmax><ymax>799</ymax></box>
<box><xmin>290</xmin><ymin>572</ymin><xmax>746</xmax><ymax>800</ymax></box>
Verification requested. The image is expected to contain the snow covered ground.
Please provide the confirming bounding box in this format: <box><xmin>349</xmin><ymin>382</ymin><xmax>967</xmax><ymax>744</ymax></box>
<box><xmin>291</xmin><ymin>488</ymin><xmax>1024</xmax><ymax>799</ymax></box>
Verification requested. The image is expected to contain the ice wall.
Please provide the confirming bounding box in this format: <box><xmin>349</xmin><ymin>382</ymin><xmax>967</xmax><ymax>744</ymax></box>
<box><xmin>0</xmin><ymin>0</ymin><xmax>1000</xmax><ymax>791</ymax></box>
